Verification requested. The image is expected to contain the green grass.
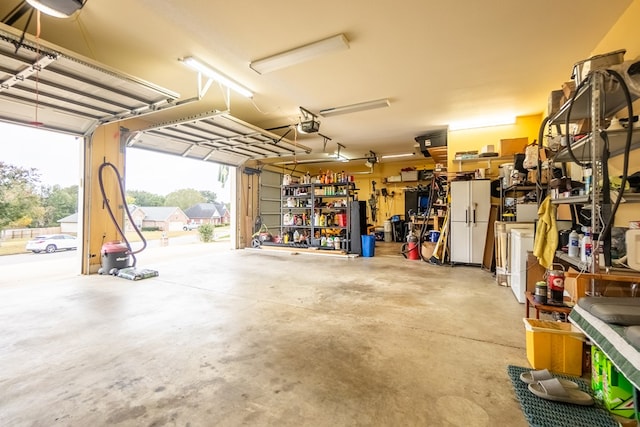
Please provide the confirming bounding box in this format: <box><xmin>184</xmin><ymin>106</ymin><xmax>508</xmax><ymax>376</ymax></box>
<box><xmin>0</xmin><ymin>226</ymin><xmax>230</xmax><ymax>256</ymax></box>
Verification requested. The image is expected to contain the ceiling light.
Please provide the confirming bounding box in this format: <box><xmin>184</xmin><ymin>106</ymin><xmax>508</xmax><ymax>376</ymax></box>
<box><xmin>181</xmin><ymin>57</ymin><xmax>253</xmax><ymax>98</ymax></box>
<box><xmin>381</xmin><ymin>153</ymin><xmax>415</xmax><ymax>159</ymax></box>
<box><xmin>449</xmin><ymin>115</ymin><xmax>516</xmax><ymax>131</ymax></box>
<box><xmin>26</xmin><ymin>0</ymin><xmax>84</xmax><ymax>18</ymax></box>
<box><xmin>364</xmin><ymin>160</ymin><xmax>373</xmax><ymax>168</ymax></box>
<box><xmin>250</xmin><ymin>34</ymin><xmax>349</xmax><ymax>74</ymax></box>
<box><xmin>320</xmin><ymin>99</ymin><xmax>390</xmax><ymax>117</ymax></box>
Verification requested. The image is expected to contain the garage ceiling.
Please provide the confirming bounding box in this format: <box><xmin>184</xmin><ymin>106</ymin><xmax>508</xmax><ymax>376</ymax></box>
<box><xmin>0</xmin><ymin>0</ymin><xmax>635</xmax><ymax>168</ymax></box>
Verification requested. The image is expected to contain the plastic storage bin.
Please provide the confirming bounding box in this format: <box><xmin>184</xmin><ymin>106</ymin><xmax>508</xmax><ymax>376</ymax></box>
<box><xmin>523</xmin><ymin>318</ymin><xmax>584</xmax><ymax>376</ymax></box>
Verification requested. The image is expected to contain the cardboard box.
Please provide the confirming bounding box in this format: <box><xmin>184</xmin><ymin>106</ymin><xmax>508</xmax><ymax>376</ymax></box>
<box><xmin>523</xmin><ymin>318</ymin><xmax>584</xmax><ymax>376</ymax></box>
<box><xmin>500</xmin><ymin>137</ymin><xmax>528</xmax><ymax>157</ymax></box>
<box><xmin>528</xmin><ymin>168</ymin><xmax>549</xmax><ymax>184</ymax></box>
<box><xmin>548</xmin><ymin>90</ymin><xmax>564</xmax><ymax>116</ymax></box>
<box><xmin>603</xmin><ymin>357</ymin><xmax>636</xmax><ymax>418</ymax></box>
<box><xmin>526</xmin><ymin>251</ymin><xmax>545</xmax><ymax>294</ymax></box>
<box><xmin>562</xmin><ymin>81</ymin><xmax>576</xmax><ymax>100</ymax></box>
<box><xmin>421</xmin><ymin>241</ymin><xmax>436</xmax><ymax>259</ymax></box>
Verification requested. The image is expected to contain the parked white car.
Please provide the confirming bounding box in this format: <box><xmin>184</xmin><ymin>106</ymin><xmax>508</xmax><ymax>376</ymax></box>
<box><xmin>26</xmin><ymin>234</ymin><xmax>78</xmax><ymax>254</ymax></box>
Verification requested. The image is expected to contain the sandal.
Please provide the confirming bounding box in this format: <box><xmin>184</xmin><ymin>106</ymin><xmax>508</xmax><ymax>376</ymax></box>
<box><xmin>519</xmin><ymin>369</ymin><xmax>579</xmax><ymax>389</ymax></box>
<box><xmin>528</xmin><ymin>378</ymin><xmax>594</xmax><ymax>406</ymax></box>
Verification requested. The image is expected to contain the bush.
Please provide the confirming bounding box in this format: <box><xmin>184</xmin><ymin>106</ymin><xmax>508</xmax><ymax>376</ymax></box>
<box><xmin>198</xmin><ymin>223</ymin><xmax>214</xmax><ymax>242</ymax></box>
<box><xmin>141</xmin><ymin>226</ymin><xmax>162</xmax><ymax>232</ymax></box>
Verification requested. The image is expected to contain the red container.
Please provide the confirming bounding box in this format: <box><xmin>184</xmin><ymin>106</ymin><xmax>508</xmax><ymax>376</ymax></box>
<box><xmin>336</xmin><ymin>213</ymin><xmax>347</xmax><ymax>227</ymax></box>
<box><xmin>547</xmin><ymin>265</ymin><xmax>565</xmax><ymax>304</ymax></box>
<box><xmin>407</xmin><ymin>241</ymin><xmax>420</xmax><ymax>260</ymax></box>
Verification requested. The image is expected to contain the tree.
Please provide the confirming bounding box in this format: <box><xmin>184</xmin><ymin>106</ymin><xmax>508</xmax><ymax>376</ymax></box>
<box><xmin>200</xmin><ymin>190</ymin><xmax>217</xmax><ymax>203</ymax></box>
<box><xmin>40</xmin><ymin>184</ymin><xmax>78</xmax><ymax>227</ymax></box>
<box><xmin>164</xmin><ymin>188</ymin><xmax>205</xmax><ymax>210</ymax></box>
<box><xmin>127</xmin><ymin>190</ymin><xmax>165</xmax><ymax>207</ymax></box>
<box><xmin>0</xmin><ymin>162</ymin><xmax>42</xmax><ymax>228</ymax></box>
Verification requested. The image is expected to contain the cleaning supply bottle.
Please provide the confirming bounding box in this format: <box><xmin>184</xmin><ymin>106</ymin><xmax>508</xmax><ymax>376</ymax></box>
<box><xmin>568</xmin><ymin>230</ymin><xmax>579</xmax><ymax>257</ymax></box>
<box><xmin>584</xmin><ymin>228</ymin><xmax>593</xmax><ymax>264</ymax></box>
<box><xmin>581</xmin><ymin>228</ymin><xmax>592</xmax><ymax>264</ymax></box>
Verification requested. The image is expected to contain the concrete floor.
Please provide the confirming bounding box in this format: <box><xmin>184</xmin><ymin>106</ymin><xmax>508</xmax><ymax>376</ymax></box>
<box><xmin>0</xmin><ymin>241</ymin><xmax>530</xmax><ymax>426</ymax></box>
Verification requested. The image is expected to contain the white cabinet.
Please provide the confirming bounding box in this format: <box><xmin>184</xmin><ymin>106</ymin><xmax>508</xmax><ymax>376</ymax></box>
<box><xmin>510</xmin><ymin>229</ymin><xmax>534</xmax><ymax>303</ymax></box>
<box><xmin>450</xmin><ymin>180</ymin><xmax>491</xmax><ymax>264</ymax></box>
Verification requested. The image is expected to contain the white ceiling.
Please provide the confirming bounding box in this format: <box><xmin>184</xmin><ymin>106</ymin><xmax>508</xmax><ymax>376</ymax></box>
<box><xmin>0</xmin><ymin>0</ymin><xmax>633</xmax><ymax>166</ymax></box>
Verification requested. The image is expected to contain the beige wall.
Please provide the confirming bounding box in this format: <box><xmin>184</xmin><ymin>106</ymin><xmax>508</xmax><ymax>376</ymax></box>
<box><xmin>238</xmin><ymin>4</ymin><xmax>640</xmax><ymax>242</ymax></box>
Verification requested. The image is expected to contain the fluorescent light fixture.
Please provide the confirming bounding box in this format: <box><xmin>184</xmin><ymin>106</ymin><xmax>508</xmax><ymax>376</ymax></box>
<box><xmin>26</xmin><ymin>0</ymin><xmax>84</xmax><ymax>18</ymax></box>
<box><xmin>181</xmin><ymin>56</ymin><xmax>253</xmax><ymax>98</ymax></box>
<box><xmin>381</xmin><ymin>153</ymin><xmax>415</xmax><ymax>159</ymax></box>
<box><xmin>250</xmin><ymin>34</ymin><xmax>349</xmax><ymax>74</ymax></box>
<box><xmin>320</xmin><ymin>98</ymin><xmax>390</xmax><ymax>117</ymax></box>
<box><xmin>449</xmin><ymin>115</ymin><xmax>516</xmax><ymax>131</ymax></box>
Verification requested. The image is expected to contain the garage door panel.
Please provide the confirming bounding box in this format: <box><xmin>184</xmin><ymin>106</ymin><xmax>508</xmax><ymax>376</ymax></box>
<box><xmin>0</xmin><ymin>27</ymin><xmax>180</xmax><ymax>136</ymax></box>
<box><xmin>130</xmin><ymin>111</ymin><xmax>311</xmax><ymax>167</ymax></box>
<box><xmin>1</xmin><ymin>26</ymin><xmax>310</xmax><ymax>165</ymax></box>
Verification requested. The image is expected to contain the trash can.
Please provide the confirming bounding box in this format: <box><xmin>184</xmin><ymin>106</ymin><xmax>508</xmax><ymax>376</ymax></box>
<box><xmin>361</xmin><ymin>234</ymin><xmax>375</xmax><ymax>257</ymax></box>
<box><xmin>383</xmin><ymin>220</ymin><xmax>392</xmax><ymax>242</ymax></box>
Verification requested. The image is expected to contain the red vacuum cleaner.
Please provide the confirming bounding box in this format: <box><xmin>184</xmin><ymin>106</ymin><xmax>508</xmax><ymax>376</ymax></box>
<box><xmin>97</xmin><ymin>160</ymin><xmax>159</xmax><ymax>280</ymax></box>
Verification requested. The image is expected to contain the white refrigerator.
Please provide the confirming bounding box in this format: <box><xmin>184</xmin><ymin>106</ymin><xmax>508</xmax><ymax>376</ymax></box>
<box><xmin>450</xmin><ymin>180</ymin><xmax>491</xmax><ymax>264</ymax></box>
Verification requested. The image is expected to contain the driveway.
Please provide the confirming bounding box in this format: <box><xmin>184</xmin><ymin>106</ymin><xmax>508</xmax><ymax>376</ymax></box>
<box><xmin>0</xmin><ymin>236</ymin><xmax>231</xmax><ymax>285</ymax></box>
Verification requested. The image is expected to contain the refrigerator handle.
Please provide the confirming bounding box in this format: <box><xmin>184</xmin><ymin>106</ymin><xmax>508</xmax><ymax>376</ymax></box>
<box><xmin>473</xmin><ymin>203</ymin><xmax>477</xmax><ymax>224</ymax></box>
<box><xmin>465</xmin><ymin>208</ymin><xmax>468</xmax><ymax>225</ymax></box>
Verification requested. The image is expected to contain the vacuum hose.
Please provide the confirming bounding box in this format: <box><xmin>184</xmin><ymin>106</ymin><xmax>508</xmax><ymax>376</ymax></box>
<box><xmin>98</xmin><ymin>161</ymin><xmax>147</xmax><ymax>267</ymax></box>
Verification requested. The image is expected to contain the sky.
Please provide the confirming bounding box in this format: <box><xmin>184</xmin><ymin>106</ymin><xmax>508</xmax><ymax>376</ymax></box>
<box><xmin>1</xmin><ymin>122</ymin><xmax>231</xmax><ymax>202</ymax></box>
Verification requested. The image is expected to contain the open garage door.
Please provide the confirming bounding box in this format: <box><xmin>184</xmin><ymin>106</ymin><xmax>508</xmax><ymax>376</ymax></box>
<box><xmin>125</xmin><ymin>111</ymin><xmax>312</xmax><ymax>167</ymax></box>
<box><xmin>0</xmin><ymin>26</ymin><xmax>179</xmax><ymax>136</ymax></box>
<box><xmin>258</xmin><ymin>170</ymin><xmax>282</xmax><ymax>232</ymax></box>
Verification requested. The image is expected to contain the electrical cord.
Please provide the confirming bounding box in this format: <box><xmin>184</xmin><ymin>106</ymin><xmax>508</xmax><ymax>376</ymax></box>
<box><xmin>591</xmin><ymin>68</ymin><xmax>634</xmax><ymax>267</ymax></box>
<box><xmin>98</xmin><ymin>161</ymin><xmax>148</xmax><ymax>268</ymax></box>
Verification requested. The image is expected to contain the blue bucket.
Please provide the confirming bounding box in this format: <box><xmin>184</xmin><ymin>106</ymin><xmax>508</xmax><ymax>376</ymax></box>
<box><xmin>429</xmin><ymin>230</ymin><xmax>441</xmax><ymax>242</ymax></box>
<box><xmin>361</xmin><ymin>234</ymin><xmax>375</xmax><ymax>257</ymax></box>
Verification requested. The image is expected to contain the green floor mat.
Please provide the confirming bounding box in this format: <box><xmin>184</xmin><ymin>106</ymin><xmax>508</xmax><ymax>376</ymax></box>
<box><xmin>507</xmin><ymin>365</ymin><xmax>618</xmax><ymax>427</ymax></box>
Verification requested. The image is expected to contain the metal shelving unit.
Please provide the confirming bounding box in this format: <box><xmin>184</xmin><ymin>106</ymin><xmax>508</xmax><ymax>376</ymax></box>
<box><xmin>280</xmin><ymin>182</ymin><xmax>354</xmax><ymax>251</ymax></box>
<box><xmin>549</xmin><ymin>71</ymin><xmax>639</xmax><ymax>277</ymax></box>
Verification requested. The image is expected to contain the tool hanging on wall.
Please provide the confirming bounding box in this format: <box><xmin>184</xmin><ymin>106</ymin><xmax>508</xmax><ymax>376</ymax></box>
<box><xmin>369</xmin><ymin>180</ymin><xmax>378</xmax><ymax>222</ymax></box>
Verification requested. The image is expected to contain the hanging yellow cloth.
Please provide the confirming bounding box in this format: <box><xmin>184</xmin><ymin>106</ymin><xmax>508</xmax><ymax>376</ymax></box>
<box><xmin>533</xmin><ymin>196</ymin><xmax>558</xmax><ymax>269</ymax></box>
